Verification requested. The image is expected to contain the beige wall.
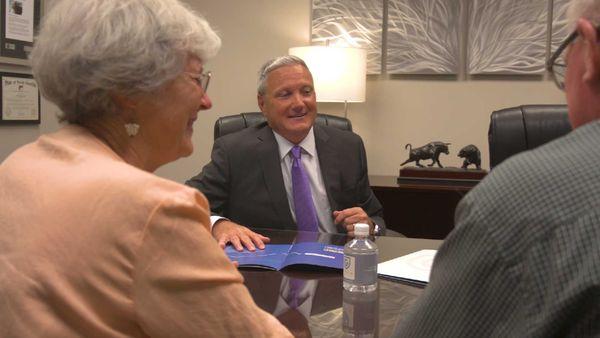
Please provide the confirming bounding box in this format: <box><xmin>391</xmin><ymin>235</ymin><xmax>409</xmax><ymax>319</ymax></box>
<box><xmin>159</xmin><ymin>0</ymin><xmax>566</xmax><ymax>182</ymax></box>
<box><xmin>0</xmin><ymin>0</ymin><xmax>566</xmax><ymax>183</ymax></box>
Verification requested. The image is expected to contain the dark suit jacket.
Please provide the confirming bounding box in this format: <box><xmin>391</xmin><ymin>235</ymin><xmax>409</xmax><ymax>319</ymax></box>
<box><xmin>186</xmin><ymin>122</ymin><xmax>385</xmax><ymax>233</ymax></box>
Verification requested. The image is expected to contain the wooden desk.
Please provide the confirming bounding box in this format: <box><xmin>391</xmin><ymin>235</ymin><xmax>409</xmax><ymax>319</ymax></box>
<box><xmin>241</xmin><ymin>229</ymin><xmax>441</xmax><ymax>337</ymax></box>
<box><xmin>370</xmin><ymin>175</ymin><xmax>474</xmax><ymax>239</ymax></box>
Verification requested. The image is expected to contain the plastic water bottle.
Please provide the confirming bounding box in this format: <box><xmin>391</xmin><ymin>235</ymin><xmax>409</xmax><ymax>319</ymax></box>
<box><xmin>343</xmin><ymin>223</ymin><xmax>378</xmax><ymax>293</ymax></box>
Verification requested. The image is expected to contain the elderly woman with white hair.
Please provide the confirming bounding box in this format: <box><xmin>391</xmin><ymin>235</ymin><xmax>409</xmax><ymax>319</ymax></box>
<box><xmin>0</xmin><ymin>0</ymin><xmax>290</xmax><ymax>337</ymax></box>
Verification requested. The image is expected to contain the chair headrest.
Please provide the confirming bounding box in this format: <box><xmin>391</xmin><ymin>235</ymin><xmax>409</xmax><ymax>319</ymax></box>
<box><xmin>214</xmin><ymin>112</ymin><xmax>353</xmax><ymax>140</ymax></box>
<box><xmin>488</xmin><ymin>104</ymin><xmax>571</xmax><ymax>168</ymax></box>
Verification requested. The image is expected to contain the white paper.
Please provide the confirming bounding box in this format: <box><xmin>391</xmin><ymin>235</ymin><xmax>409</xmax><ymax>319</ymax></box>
<box><xmin>5</xmin><ymin>0</ymin><xmax>34</xmax><ymax>42</ymax></box>
<box><xmin>2</xmin><ymin>76</ymin><xmax>39</xmax><ymax>120</ymax></box>
<box><xmin>377</xmin><ymin>249</ymin><xmax>437</xmax><ymax>283</ymax></box>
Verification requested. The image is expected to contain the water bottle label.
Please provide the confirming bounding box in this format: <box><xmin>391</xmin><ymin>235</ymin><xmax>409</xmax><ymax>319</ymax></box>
<box><xmin>344</xmin><ymin>255</ymin><xmax>355</xmax><ymax>280</ymax></box>
<box><xmin>344</xmin><ymin>254</ymin><xmax>377</xmax><ymax>285</ymax></box>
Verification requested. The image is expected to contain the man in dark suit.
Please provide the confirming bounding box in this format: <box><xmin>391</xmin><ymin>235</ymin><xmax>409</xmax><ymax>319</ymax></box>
<box><xmin>186</xmin><ymin>55</ymin><xmax>384</xmax><ymax>250</ymax></box>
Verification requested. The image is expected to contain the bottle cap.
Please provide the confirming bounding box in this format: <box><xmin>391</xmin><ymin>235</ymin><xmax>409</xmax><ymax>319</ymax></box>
<box><xmin>354</xmin><ymin>223</ymin><xmax>370</xmax><ymax>236</ymax></box>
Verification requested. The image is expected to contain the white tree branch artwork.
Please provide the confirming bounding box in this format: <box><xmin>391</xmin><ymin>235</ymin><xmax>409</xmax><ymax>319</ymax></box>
<box><xmin>311</xmin><ymin>0</ymin><xmax>565</xmax><ymax>76</ymax></box>
<box><xmin>387</xmin><ymin>0</ymin><xmax>461</xmax><ymax>74</ymax></box>
<box><xmin>468</xmin><ymin>0</ymin><xmax>548</xmax><ymax>74</ymax></box>
<box><xmin>551</xmin><ymin>0</ymin><xmax>570</xmax><ymax>51</ymax></box>
<box><xmin>312</xmin><ymin>0</ymin><xmax>383</xmax><ymax>74</ymax></box>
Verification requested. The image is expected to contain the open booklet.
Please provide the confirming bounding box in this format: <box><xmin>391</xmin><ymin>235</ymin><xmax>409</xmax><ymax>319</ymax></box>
<box><xmin>377</xmin><ymin>249</ymin><xmax>437</xmax><ymax>287</ymax></box>
<box><xmin>225</xmin><ymin>242</ymin><xmax>344</xmax><ymax>270</ymax></box>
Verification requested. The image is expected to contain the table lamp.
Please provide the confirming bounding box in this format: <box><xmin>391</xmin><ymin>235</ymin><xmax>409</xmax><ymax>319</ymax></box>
<box><xmin>289</xmin><ymin>46</ymin><xmax>366</xmax><ymax>118</ymax></box>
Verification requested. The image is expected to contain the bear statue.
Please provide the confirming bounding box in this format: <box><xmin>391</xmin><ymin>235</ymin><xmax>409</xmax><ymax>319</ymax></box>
<box><xmin>458</xmin><ymin>144</ymin><xmax>481</xmax><ymax>170</ymax></box>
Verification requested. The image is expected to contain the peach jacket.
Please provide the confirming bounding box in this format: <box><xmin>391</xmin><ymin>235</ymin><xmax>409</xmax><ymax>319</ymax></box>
<box><xmin>0</xmin><ymin>125</ymin><xmax>290</xmax><ymax>337</ymax></box>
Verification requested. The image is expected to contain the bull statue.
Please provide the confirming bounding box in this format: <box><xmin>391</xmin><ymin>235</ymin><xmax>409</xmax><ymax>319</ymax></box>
<box><xmin>401</xmin><ymin>141</ymin><xmax>450</xmax><ymax>168</ymax></box>
<box><xmin>458</xmin><ymin>144</ymin><xmax>482</xmax><ymax>170</ymax></box>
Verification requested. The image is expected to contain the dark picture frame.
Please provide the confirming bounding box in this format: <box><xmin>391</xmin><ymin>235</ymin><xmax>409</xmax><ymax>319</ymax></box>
<box><xmin>0</xmin><ymin>0</ymin><xmax>41</xmax><ymax>65</ymax></box>
<box><xmin>0</xmin><ymin>72</ymin><xmax>40</xmax><ymax>124</ymax></box>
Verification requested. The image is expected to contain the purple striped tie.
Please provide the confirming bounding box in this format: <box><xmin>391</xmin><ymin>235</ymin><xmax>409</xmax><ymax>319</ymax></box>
<box><xmin>290</xmin><ymin>145</ymin><xmax>319</xmax><ymax>232</ymax></box>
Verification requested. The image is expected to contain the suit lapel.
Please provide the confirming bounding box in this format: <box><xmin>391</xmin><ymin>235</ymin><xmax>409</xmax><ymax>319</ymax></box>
<box><xmin>257</xmin><ymin>126</ymin><xmax>295</xmax><ymax>227</ymax></box>
<box><xmin>314</xmin><ymin>125</ymin><xmax>341</xmax><ymax>212</ymax></box>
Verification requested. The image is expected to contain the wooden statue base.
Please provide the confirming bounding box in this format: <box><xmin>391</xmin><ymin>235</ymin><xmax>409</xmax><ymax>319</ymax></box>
<box><xmin>398</xmin><ymin>166</ymin><xmax>487</xmax><ymax>187</ymax></box>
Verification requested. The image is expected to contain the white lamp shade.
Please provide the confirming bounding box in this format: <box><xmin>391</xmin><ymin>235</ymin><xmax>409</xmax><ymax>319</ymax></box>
<box><xmin>289</xmin><ymin>46</ymin><xmax>366</xmax><ymax>102</ymax></box>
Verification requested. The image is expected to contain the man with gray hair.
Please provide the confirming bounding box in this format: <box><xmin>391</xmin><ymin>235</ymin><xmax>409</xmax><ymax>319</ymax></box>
<box><xmin>393</xmin><ymin>0</ymin><xmax>600</xmax><ymax>336</ymax></box>
<box><xmin>187</xmin><ymin>55</ymin><xmax>384</xmax><ymax>250</ymax></box>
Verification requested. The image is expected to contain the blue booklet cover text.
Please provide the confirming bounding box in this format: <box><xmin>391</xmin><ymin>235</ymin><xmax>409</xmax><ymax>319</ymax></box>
<box><xmin>225</xmin><ymin>242</ymin><xmax>344</xmax><ymax>270</ymax></box>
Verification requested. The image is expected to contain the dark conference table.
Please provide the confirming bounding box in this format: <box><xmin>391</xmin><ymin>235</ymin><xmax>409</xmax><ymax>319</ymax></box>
<box><xmin>240</xmin><ymin>229</ymin><xmax>442</xmax><ymax>337</ymax></box>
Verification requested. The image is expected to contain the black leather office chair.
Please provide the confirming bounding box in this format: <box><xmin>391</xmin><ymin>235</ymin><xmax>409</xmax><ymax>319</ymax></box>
<box><xmin>213</xmin><ymin>112</ymin><xmax>352</xmax><ymax>140</ymax></box>
<box><xmin>488</xmin><ymin>104</ymin><xmax>571</xmax><ymax>168</ymax></box>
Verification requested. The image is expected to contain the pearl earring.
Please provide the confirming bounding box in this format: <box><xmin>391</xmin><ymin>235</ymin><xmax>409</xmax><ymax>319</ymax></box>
<box><xmin>124</xmin><ymin>123</ymin><xmax>140</xmax><ymax>137</ymax></box>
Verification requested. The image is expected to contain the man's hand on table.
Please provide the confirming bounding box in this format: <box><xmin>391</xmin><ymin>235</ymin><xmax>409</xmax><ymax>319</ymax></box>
<box><xmin>212</xmin><ymin>219</ymin><xmax>270</xmax><ymax>251</ymax></box>
<box><xmin>333</xmin><ymin>207</ymin><xmax>375</xmax><ymax>236</ymax></box>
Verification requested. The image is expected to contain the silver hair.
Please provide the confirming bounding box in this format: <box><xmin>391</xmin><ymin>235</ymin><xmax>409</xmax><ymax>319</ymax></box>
<box><xmin>31</xmin><ymin>0</ymin><xmax>221</xmax><ymax>124</ymax></box>
<box><xmin>567</xmin><ymin>0</ymin><xmax>600</xmax><ymax>29</ymax></box>
<box><xmin>257</xmin><ymin>55</ymin><xmax>310</xmax><ymax>95</ymax></box>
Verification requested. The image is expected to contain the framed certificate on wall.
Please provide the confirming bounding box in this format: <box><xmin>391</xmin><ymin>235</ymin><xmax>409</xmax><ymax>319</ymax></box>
<box><xmin>0</xmin><ymin>0</ymin><xmax>41</xmax><ymax>65</ymax></box>
<box><xmin>0</xmin><ymin>72</ymin><xmax>40</xmax><ymax>124</ymax></box>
